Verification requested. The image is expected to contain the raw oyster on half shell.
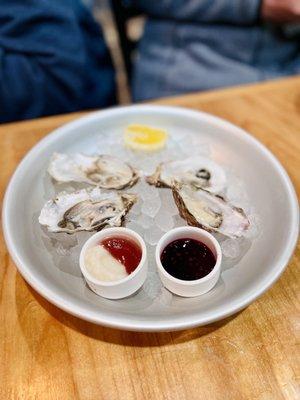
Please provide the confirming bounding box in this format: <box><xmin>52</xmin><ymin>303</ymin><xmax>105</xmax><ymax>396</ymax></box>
<box><xmin>172</xmin><ymin>183</ymin><xmax>249</xmax><ymax>238</ymax></box>
<box><xmin>48</xmin><ymin>153</ymin><xmax>139</xmax><ymax>189</ymax></box>
<box><xmin>39</xmin><ymin>187</ymin><xmax>137</xmax><ymax>233</ymax></box>
<box><xmin>147</xmin><ymin>156</ymin><xmax>226</xmax><ymax>193</ymax></box>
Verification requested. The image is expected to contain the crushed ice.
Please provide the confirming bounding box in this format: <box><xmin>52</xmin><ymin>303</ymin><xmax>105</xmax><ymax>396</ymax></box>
<box><xmin>42</xmin><ymin>128</ymin><xmax>260</xmax><ymax>302</ymax></box>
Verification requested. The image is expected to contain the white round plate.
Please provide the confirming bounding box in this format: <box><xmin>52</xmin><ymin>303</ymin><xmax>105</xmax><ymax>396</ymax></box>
<box><xmin>3</xmin><ymin>105</ymin><xmax>299</xmax><ymax>331</ymax></box>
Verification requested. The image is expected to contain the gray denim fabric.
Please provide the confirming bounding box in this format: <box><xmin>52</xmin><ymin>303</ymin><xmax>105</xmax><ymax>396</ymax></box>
<box><xmin>130</xmin><ymin>0</ymin><xmax>300</xmax><ymax>100</ymax></box>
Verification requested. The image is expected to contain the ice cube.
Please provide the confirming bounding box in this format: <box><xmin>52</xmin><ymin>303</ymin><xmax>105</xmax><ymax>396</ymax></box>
<box><xmin>97</xmin><ymin>133</ymin><xmax>115</xmax><ymax>152</ymax></box>
<box><xmin>173</xmin><ymin>214</ymin><xmax>187</xmax><ymax>227</ymax></box>
<box><xmin>132</xmin><ymin>151</ymin><xmax>160</xmax><ymax>174</ymax></box>
<box><xmin>168</xmin><ymin>199</ymin><xmax>179</xmax><ymax>216</ymax></box>
<box><xmin>143</xmin><ymin>263</ymin><xmax>162</xmax><ymax>299</ymax></box>
<box><xmin>172</xmin><ymin>130</ymin><xmax>188</xmax><ymax>143</ymax></box>
<box><xmin>126</xmin><ymin>221</ymin><xmax>144</xmax><ymax>236</ymax></box>
<box><xmin>158</xmin><ymin>288</ymin><xmax>173</xmax><ymax>306</ymax></box>
<box><xmin>109</xmin><ymin>142</ymin><xmax>135</xmax><ymax>161</ymax></box>
<box><xmin>141</xmin><ymin>197</ymin><xmax>161</xmax><ymax>218</ymax></box>
<box><xmin>225</xmin><ymin>174</ymin><xmax>251</xmax><ymax>211</ymax></box>
<box><xmin>244</xmin><ymin>213</ymin><xmax>261</xmax><ymax>239</ymax></box>
<box><xmin>130</xmin><ymin>200</ymin><xmax>142</xmax><ymax>216</ymax></box>
<box><xmin>139</xmin><ymin>181</ymin><xmax>159</xmax><ymax>201</ymax></box>
<box><xmin>155</xmin><ymin>207</ymin><xmax>174</xmax><ymax>232</ymax></box>
<box><xmin>54</xmin><ymin>242</ymin><xmax>71</xmax><ymax>256</ymax></box>
<box><xmin>136</xmin><ymin>214</ymin><xmax>153</xmax><ymax>229</ymax></box>
<box><xmin>144</xmin><ymin>226</ymin><xmax>164</xmax><ymax>246</ymax></box>
<box><xmin>160</xmin><ymin>189</ymin><xmax>178</xmax><ymax>216</ymax></box>
<box><xmin>221</xmin><ymin>238</ymin><xmax>241</xmax><ymax>259</ymax></box>
<box><xmin>164</xmin><ymin>142</ymin><xmax>184</xmax><ymax>159</ymax></box>
<box><xmin>178</xmin><ymin>134</ymin><xmax>210</xmax><ymax>157</ymax></box>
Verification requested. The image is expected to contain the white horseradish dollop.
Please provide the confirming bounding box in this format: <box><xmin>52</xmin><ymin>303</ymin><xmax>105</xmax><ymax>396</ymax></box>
<box><xmin>84</xmin><ymin>245</ymin><xmax>127</xmax><ymax>282</ymax></box>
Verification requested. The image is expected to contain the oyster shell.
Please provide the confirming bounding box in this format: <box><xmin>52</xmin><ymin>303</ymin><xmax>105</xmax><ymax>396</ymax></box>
<box><xmin>48</xmin><ymin>153</ymin><xmax>139</xmax><ymax>189</ymax></box>
<box><xmin>39</xmin><ymin>187</ymin><xmax>137</xmax><ymax>233</ymax></box>
<box><xmin>147</xmin><ymin>156</ymin><xmax>226</xmax><ymax>193</ymax></box>
<box><xmin>172</xmin><ymin>183</ymin><xmax>249</xmax><ymax>238</ymax></box>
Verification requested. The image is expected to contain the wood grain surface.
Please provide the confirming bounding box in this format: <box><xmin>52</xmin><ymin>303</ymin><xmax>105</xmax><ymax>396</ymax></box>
<box><xmin>0</xmin><ymin>77</ymin><xmax>299</xmax><ymax>400</ymax></box>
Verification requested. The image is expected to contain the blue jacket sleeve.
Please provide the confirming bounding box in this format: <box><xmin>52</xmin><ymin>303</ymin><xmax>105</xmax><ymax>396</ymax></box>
<box><xmin>129</xmin><ymin>0</ymin><xmax>261</xmax><ymax>25</ymax></box>
<box><xmin>0</xmin><ymin>0</ymin><xmax>115</xmax><ymax>123</ymax></box>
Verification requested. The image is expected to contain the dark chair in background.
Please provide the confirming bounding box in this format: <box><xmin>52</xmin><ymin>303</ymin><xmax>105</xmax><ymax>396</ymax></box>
<box><xmin>110</xmin><ymin>0</ymin><xmax>142</xmax><ymax>82</ymax></box>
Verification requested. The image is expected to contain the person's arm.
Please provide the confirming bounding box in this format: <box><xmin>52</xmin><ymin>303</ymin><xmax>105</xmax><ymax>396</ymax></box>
<box><xmin>0</xmin><ymin>0</ymin><xmax>109</xmax><ymax>123</ymax></box>
<box><xmin>129</xmin><ymin>0</ymin><xmax>261</xmax><ymax>25</ymax></box>
<box><xmin>261</xmin><ymin>0</ymin><xmax>300</xmax><ymax>22</ymax></box>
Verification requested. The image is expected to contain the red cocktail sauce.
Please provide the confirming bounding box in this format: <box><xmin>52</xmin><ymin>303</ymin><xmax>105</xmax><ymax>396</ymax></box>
<box><xmin>100</xmin><ymin>236</ymin><xmax>142</xmax><ymax>275</ymax></box>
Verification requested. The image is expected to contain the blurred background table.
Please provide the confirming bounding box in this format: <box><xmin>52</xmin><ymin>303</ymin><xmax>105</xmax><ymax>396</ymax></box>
<box><xmin>0</xmin><ymin>77</ymin><xmax>299</xmax><ymax>400</ymax></box>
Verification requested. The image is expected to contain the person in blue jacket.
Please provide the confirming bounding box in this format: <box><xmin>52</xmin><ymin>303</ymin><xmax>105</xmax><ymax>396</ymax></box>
<box><xmin>0</xmin><ymin>0</ymin><xmax>115</xmax><ymax>123</ymax></box>
<box><xmin>130</xmin><ymin>0</ymin><xmax>300</xmax><ymax>100</ymax></box>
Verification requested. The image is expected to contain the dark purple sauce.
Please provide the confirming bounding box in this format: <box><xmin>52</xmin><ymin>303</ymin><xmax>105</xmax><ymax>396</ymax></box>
<box><xmin>160</xmin><ymin>238</ymin><xmax>216</xmax><ymax>281</ymax></box>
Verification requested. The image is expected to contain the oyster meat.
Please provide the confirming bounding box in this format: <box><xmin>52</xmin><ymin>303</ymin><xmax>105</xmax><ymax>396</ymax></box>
<box><xmin>48</xmin><ymin>153</ymin><xmax>139</xmax><ymax>189</ymax></box>
<box><xmin>172</xmin><ymin>183</ymin><xmax>249</xmax><ymax>238</ymax></box>
<box><xmin>147</xmin><ymin>156</ymin><xmax>226</xmax><ymax>193</ymax></box>
<box><xmin>39</xmin><ymin>187</ymin><xmax>137</xmax><ymax>233</ymax></box>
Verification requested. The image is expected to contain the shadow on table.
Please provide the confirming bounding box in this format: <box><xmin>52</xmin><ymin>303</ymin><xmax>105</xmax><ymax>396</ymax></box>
<box><xmin>16</xmin><ymin>275</ymin><xmax>242</xmax><ymax>348</ymax></box>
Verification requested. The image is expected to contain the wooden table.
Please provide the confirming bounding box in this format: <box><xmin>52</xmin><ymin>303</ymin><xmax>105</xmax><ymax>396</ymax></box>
<box><xmin>0</xmin><ymin>77</ymin><xmax>299</xmax><ymax>400</ymax></box>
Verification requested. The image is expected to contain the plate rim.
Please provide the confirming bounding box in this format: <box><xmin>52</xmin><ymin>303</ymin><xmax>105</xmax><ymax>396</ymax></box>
<box><xmin>2</xmin><ymin>105</ymin><xmax>299</xmax><ymax>332</ymax></box>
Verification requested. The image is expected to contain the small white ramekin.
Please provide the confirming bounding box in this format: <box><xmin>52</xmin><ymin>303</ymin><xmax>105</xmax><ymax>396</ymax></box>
<box><xmin>80</xmin><ymin>227</ymin><xmax>147</xmax><ymax>299</ymax></box>
<box><xmin>156</xmin><ymin>226</ymin><xmax>222</xmax><ymax>297</ymax></box>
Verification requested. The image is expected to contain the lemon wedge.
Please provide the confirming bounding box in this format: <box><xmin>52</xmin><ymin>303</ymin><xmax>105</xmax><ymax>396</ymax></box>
<box><xmin>124</xmin><ymin>124</ymin><xmax>168</xmax><ymax>151</ymax></box>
